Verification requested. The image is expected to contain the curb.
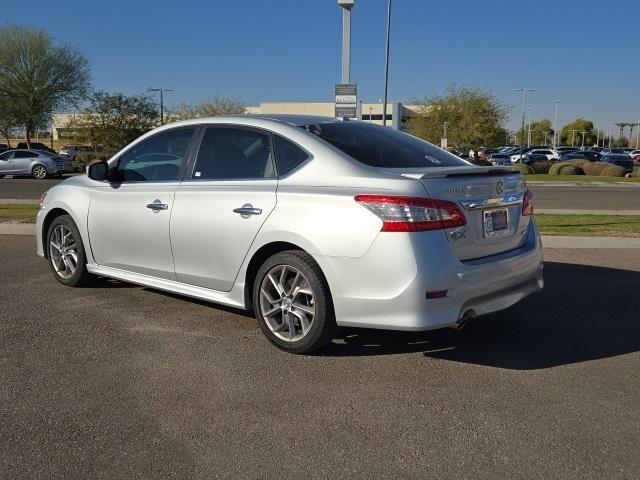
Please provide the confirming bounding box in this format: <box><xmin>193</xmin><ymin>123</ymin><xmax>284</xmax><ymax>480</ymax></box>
<box><xmin>541</xmin><ymin>235</ymin><xmax>640</xmax><ymax>249</ymax></box>
<box><xmin>0</xmin><ymin>224</ymin><xmax>36</xmax><ymax>235</ymax></box>
<box><xmin>537</xmin><ymin>209</ymin><xmax>640</xmax><ymax>216</ymax></box>
<box><xmin>0</xmin><ymin>199</ymin><xmax>40</xmax><ymax>205</ymax></box>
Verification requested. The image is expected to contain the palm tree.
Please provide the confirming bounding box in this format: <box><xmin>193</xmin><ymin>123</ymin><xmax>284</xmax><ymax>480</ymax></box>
<box><xmin>615</xmin><ymin>122</ymin><xmax>626</xmax><ymax>140</ymax></box>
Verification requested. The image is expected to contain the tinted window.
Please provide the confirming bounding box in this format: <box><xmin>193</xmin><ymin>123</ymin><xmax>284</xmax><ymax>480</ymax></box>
<box><xmin>192</xmin><ymin>127</ymin><xmax>275</xmax><ymax>180</ymax></box>
<box><xmin>117</xmin><ymin>128</ymin><xmax>195</xmax><ymax>182</ymax></box>
<box><xmin>303</xmin><ymin>122</ymin><xmax>468</xmax><ymax>168</ymax></box>
<box><xmin>273</xmin><ymin>135</ymin><xmax>309</xmax><ymax>176</ymax></box>
<box><xmin>15</xmin><ymin>151</ymin><xmax>34</xmax><ymax>158</ymax></box>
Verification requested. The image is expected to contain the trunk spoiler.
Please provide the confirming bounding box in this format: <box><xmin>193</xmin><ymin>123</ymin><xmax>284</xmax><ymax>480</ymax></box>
<box><xmin>378</xmin><ymin>166</ymin><xmax>520</xmax><ymax>180</ymax></box>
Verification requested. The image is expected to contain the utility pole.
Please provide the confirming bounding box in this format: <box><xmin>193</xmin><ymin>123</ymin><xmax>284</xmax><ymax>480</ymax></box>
<box><xmin>553</xmin><ymin>100</ymin><xmax>560</xmax><ymax>148</ymax></box>
<box><xmin>381</xmin><ymin>0</ymin><xmax>392</xmax><ymax>126</ymax></box>
<box><xmin>148</xmin><ymin>87</ymin><xmax>172</xmax><ymax>125</ymax></box>
<box><xmin>514</xmin><ymin>88</ymin><xmax>539</xmax><ymax>146</ymax></box>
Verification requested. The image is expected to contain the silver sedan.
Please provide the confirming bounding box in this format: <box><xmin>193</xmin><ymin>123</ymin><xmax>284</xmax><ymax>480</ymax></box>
<box><xmin>0</xmin><ymin>149</ymin><xmax>71</xmax><ymax>179</ymax></box>
<box><xmin>36</xmin><ymin>115</ymin><xmax>543</xmax><ymax>353</ymax></box>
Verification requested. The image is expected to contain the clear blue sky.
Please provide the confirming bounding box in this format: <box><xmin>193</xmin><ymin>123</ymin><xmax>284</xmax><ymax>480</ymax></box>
<box><xmin>2</xmin><ymin>0</ymin><xmax>639</xmax><ymax>131</ymax></box>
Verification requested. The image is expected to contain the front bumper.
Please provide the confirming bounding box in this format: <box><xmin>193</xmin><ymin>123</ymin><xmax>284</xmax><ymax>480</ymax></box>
<box><xmin>316</xmin><ymin>221</ymin><xmax>543</xmax><ymax>331</ymax></box>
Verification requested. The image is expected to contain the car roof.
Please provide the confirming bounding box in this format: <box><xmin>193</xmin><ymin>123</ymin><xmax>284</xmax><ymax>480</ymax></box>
<box><xmin>168</xmin><ymin>114</ymin><xmax>341</xmax><ymax>128</ymax></box>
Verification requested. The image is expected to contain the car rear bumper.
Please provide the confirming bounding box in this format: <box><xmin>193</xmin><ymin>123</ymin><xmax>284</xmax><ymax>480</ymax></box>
<box><xmin>316</xmin><ymin>221</ymin><xmax>543</xmax><ymax>331</ymax></box>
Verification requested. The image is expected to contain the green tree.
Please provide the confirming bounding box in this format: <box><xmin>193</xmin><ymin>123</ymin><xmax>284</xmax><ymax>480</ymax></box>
<box><xmin>0</xmin><ymin>25</ymin><xmax>91</xmax><ymax>148</ymax></box>
<box><xmin>407</xmin><ymin>85</ymin><xmax>509</xmax><ymax>149</ymax></box>
<box><xmin>77</xmin><ymin>91</ymin><xmax>158</xmax><ymax>151</ymax></box>
<box><xmin>0</xmin><ymin>98</ymin><xmax>20</xmax><ymax>146</ymax></box>
<box><xmin>560</xmin><ymin>118</ymin><xmax>595</xmax><ymax>147</ymax></box>
<box><xmin>166</xmin><ymin>95</ymin><xmax>246</xmax><ymax>123</ymax></box>
<box><xmin>515</xmin><ymin>118</ymin><xmax>554</xmax><ymax>146</ymax></box>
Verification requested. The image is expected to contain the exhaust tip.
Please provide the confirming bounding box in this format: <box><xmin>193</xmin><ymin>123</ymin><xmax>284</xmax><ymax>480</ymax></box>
<box><xmin>454</xmin><ymin>309</ymin><xmax>476</xmax><ymax>331</ymax></box>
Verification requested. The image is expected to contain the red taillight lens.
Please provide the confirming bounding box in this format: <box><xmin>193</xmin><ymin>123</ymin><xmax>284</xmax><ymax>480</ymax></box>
<box><xmin>355</xmin><ymin>195</ymin><xmax>466</xmax><ymax>232</ymax></box>
<box><xmin>522</xmin><ymin>189</ymin><xmax>534</xmax><ymax>216</ymax></box>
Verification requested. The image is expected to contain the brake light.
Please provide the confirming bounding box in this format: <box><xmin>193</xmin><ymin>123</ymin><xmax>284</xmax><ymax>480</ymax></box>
<box><xmin>522</xmin><ymin>189</ymin><xmax>533</xmax><ymax>216</ymax></box>
<box><xmin>355</xmin><ymin>195</ymin><xmax>466</xmax><ymax>232</ymax></box>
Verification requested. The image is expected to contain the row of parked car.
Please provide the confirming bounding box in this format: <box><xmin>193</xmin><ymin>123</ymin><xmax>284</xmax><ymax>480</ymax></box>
<box><xmin>0</xmin><ymin>143</ymin><xmax>93</xmax><ymax>179</ymax></box>
<box><xmin>477</xmin><ymin>145</ymin><xmax>639</xmax><ymax>173</ymax></box>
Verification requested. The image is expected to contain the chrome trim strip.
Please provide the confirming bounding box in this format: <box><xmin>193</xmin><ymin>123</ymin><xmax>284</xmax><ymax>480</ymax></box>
<box><xmin>459</xmin><ymin>192</ymin><xmax>524</xmax><ymax>210</ymax></box>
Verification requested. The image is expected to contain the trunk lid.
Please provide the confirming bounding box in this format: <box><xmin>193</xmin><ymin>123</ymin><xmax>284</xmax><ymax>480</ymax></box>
<box><xmin>379</xmin><ymin>166</ymin><xmax>530</xmax><ymax>260</ymax></box>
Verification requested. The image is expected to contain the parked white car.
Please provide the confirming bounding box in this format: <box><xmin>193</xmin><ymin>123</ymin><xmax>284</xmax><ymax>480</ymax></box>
<box><xmin>527</xmin><ymin>149</ymin><xmax>559</xmax><ymax>161</ymax></box>
<box><xmin>36</xmin><ymin>115</ymin><xmax>543</xmax><ymax>353</ymax></box>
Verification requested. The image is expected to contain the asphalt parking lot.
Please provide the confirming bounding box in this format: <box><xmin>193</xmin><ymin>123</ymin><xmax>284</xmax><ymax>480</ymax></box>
<box><xmin>1</xmin><ymin>235</ymin><xmax>639</xmax><ymax>479</ymax></box>
<box><xmin>2</xmin><ymin>177</ymin><xmax>640</xmax><ymax>211</ymax></box>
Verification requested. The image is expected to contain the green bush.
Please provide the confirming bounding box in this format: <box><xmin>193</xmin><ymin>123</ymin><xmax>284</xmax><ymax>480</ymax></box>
<box><xmin>581</xmin><ymin>162</ymin><xmax>609</xmax><ymax>176</ymax></box>
<box><xmin>549</xmin><ymin>161</ymin><xmax>583</xmax><ymax>176</ymax></box>
<box><xmin>512</xmin><ymin>163</ymin><xmax>533</xmax><ymax>175</ymax></box>
<box><xmin>599</xmin><ymin>165</ymin><xmax>625</xmax><ymax>177</ymax></box>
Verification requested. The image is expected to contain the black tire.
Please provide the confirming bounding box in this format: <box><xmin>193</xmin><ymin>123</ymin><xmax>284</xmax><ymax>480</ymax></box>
<box><xmin>46</xmin><ymin>214</ymin><xmax>95</xmax><ymax>287</ymax></box>
<box><xmin>253</xmin><ymin>250</ymin><xmax>337</xmax><ymax>354</ymax></box>
<box><xmin>31</xmin><ymin>164</ymin><xmax>48</xmax><ymax>179</ymax></box>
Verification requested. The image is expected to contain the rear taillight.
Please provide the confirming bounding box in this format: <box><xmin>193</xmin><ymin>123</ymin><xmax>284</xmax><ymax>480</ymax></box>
<box><xmin>522</xmin><ymin>189</ymin><xmax>533</xmax><ymax>216</ymax></box>
<box><xmin>355</xmin><ymin>195</ymin><xmax>466</xmax><ymax>232</ymax></box>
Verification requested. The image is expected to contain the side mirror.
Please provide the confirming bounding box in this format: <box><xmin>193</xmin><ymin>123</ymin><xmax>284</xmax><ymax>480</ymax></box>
<box><xmin>87</xmin><ymin>161</ymin><xmax>108</xmax><ymax>181</ymax></box>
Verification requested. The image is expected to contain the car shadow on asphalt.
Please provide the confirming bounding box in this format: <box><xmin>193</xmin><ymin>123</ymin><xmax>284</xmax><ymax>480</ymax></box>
<box><xmin>319</xmin><ymin>261</ymin><xmax>640</xmax><ymax>369</ymax></box>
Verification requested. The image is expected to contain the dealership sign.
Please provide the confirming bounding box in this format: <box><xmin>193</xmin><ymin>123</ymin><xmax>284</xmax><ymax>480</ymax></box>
<box><xmin>335</xmin><ymin>83</ymin><xmax>357</xmax><ymax>118</ymax></box>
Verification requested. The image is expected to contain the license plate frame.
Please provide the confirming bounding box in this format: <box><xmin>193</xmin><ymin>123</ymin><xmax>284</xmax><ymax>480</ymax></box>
<box><xmin>483</xmin><ymin>208</ymin><xmax>509</xmax><ymax>238</ymax></box>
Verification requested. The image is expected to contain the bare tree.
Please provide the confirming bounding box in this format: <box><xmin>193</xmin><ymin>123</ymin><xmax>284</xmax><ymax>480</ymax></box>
<box><xmin>0</xmin><ymin>25</ymin><xmax>91</xmax><ymax>147</ymax></box>
<box><xmin>166</xmin><ymin>95</ymin><xmax>246</xmax><ymax>123</ymax></box>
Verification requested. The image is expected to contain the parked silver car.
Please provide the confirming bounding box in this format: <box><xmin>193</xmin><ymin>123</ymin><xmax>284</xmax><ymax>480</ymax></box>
<box><xmin>36</xmin><ymin>115</ymin><xmax>543</xmax><ymax>353</ymax></box>
<box><xmin>0</xmin><ymin>149</ymin><xmax>71</xmax><ymax>179</ymax></box>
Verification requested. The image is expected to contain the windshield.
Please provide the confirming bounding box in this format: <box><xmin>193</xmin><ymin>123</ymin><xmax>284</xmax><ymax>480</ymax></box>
<box><xmin>301</xmin><ymin>122</ymin><xmax>470</xmax><ymax>168</ymax></box>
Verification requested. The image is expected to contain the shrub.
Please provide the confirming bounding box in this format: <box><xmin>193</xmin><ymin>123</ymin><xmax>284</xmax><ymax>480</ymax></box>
<box><xmin>581</xmin><ymin>162</ymin><xmax>609</xmax><ymax>176</ymax></box>
<box><xmin>512</xmin><ymin>163</ymin><xmax>533</xmax><ymax>175</ymax></box>
<box><xmin>528</xmin><ymin>159</ymin><xmax>552</xmax><ymax>174</ymax></box>
<box><xmin>549</xmin><ymin>161</ymin><xmax>582</xmax><ymax>176</ymax></box>
<box><xmin>599</xmin><ymin>165</ymin><xmax>625</xmax><ymax>177</ymax></box>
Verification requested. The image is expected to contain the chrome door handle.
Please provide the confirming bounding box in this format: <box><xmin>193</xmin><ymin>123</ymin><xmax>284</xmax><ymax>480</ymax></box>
<box><xmin>146</xmin><ymin>203</ymin><xmax>168</xmax><ymax>211</ymax></box>
<box><xmin>233</xmin><ymin>204</ymin><xmax>262</xmax><ymax>218</ymax></box>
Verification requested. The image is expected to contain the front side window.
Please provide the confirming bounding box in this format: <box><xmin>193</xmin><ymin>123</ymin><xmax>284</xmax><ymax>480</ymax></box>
<box><xmin>302</xmin><ymin>122</ymin><xmax>469</xmax><ymax>168</ymax></box>
<box><xmin>115</xmin><ymin>128</ymin><xmax>196</xmax><ymax>182</ymax></box>
<box><xmin>192</xmin><ymin>127</ymin><xmax>275</xmax><ymax>180</ymax></box>
<box><xmin>15</xmin><ymin>151</ymin><xmax>34</xmax><ymax>158</ymax></box>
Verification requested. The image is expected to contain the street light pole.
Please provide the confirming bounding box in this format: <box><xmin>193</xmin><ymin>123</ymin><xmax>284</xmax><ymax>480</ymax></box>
<box><xmin>148</xmin><ymin>87</ymin><xmax>173</xmax><ymax>125</ymax></box>
<box><xmin>570</xmin><ymin>129</ymin><xmax>578</xmax><ymax>147</ymax></box>
<box><xmin>596</xmin><ymin>128</ymin><xmax>599</xmax><ymax>147</ymax></box>
<box><xmin>608</xmin><ymin>125</ymin><xmax>614</xmax><ymax>147</ymax></box>
<box><xmin>513</xmin><ymin>88</ymin><xmax>539</xmax><ymax>146</ymax></box>
<box><xmin>553</xmin><ymin>100</ymin><xmax>560</xmax><ymax>148</ymax></box>
<box><xmin>580</xmin><ymin>131</ymin><xmax>587</xmax><ymax>148</ymax></box>
<box><xmin>381</xmin><ymin>0</ymin><xmax>392</xmax><ymax>126</ymax></box>
<box><xmin>637</xmin><ymin>121</ymin><xmax>640</xmax><ymax>149</ymax></box>
<box><xmin>527</xmin><ymin>107</ymin><xmax>533</xmax><ymax>147</ymax></box>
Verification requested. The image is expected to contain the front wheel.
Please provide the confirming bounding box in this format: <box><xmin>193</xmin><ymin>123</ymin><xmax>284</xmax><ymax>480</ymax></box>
<box><xmin>253</xmin><ymin>251</ymin><xmax>337</xmax><ymax>354</ymax></box>
<box><xmin>32</xmin><ymin>164</ymin><xmax>48</xmax><ymax>179</ymax></box>
<box><xmin>47</xmin><ymin>215</ymin><xmax>95</xmax><ymax>286</ymax></box>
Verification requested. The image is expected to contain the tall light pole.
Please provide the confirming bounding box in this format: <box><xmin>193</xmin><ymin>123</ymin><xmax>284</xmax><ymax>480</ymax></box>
<box><xmin>608</xmin><ymin>125</ymin><xmax>614</xmax><ymax>147</ymax></box>
<box><xmin>570</xmin><ymin>129</ymin><xmax>578</xmax><ymax>147</ymax></box>
<box><xmin>580</xmin><ymin>131</ymin><xmax>587</xmax><ymax>148</ymax></box>
<box><xmin>514</xmin><ymin>88</ymin><xmax>539</xmax><ymax>146</ymax></box>
<box><xmin>637</xmin><ymin>121</ymin><xmax>640</xmax><ymax>149</ymax></box>
<box><xmin>553</xmin><ymin>99</ymin><xmax>560</xmax><ymax>148</ymax></box>
<box><xmin>148</xmin><ymin>87</ymin><xmax>172</xmax><ymax>125</ymax></box>
<box><xmin>338</xmin><ymin>0</ymin><xmax>354</xmax><ymax>84</ymax></box>
<box><xmin>527</xmin><ymin>107</ymin><xmax>534</xmax><ymax>147</ymax></box>
<box><xmin>381</xmin><ymin>0</ymin><xmax>392</xmax><ymax>126</ymax></box>
<box><xmin>596</xmin><ymin>128</ymin><xmax>599</xmax><ymax>147</ymax></box>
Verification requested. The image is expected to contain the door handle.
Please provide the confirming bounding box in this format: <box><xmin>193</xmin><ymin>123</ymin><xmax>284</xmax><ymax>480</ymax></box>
<box><xmin>146</xmin><ymin>203</ymin><xmax>168</xmax><ymax>211</ymax></box>
<box><xmin>233</xmin><ymin>204</ymin><xmax>262</xmax><ymax>218</ymax></box>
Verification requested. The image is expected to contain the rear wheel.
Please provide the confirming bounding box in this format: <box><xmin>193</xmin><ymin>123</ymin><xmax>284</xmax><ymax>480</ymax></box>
<box><xmin>253</xmin><ymin>251</ymin><xmax>336</xmax><ymax>354</ymax></box>
<box><xmin>47</xmin><ymin>215</ymin><xmax>95</xmax><ymax>286</ymax></box>
<box><xmin>32</xmin><ymin>164</ymin><xmax>48</xmax><ymax>179</ymax></box>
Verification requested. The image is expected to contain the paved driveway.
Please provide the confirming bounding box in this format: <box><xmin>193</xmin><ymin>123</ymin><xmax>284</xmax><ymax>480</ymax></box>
<box><xmin>1</xmin><ymin>236</ymin><xmax>639</xmax><ymax>479</ymax></box>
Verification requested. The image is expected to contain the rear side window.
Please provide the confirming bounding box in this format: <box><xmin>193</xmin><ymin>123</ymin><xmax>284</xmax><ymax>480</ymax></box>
<box><xmin>273</xmin><ymin>135</ymin><xmax>309</xmax><ymax>176</ymax></box>
<box><xmin>193</xmin><ymin>127</ymin><xmax>275</xmax><ymax>180</ymax></box>
<box><xmin>302</xmin><ymin>122</ymin><xmax>469</xmax><ymax>168</ymax></box>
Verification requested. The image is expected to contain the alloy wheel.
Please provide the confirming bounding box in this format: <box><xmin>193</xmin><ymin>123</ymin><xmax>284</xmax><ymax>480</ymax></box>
<box><xmin>49</xmin><ymin>224</ymin><xmax>78</xmax><ymax>279</ymax></box>
<box><xmin>259</xmin><ymin>265</ymin><xmax>316</xmax><ymax>342</ymax></box>
<box><xmin>33</xmin><ymin>165</ymin><xmax>47</xmax><ymax>179</ymax></box>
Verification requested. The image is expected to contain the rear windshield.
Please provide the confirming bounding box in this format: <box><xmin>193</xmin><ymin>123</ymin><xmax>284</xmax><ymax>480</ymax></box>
<box><xmin>301</xmin><ymin>122</ymin><xmax>469</xmax><ymax>168</ymax></box>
